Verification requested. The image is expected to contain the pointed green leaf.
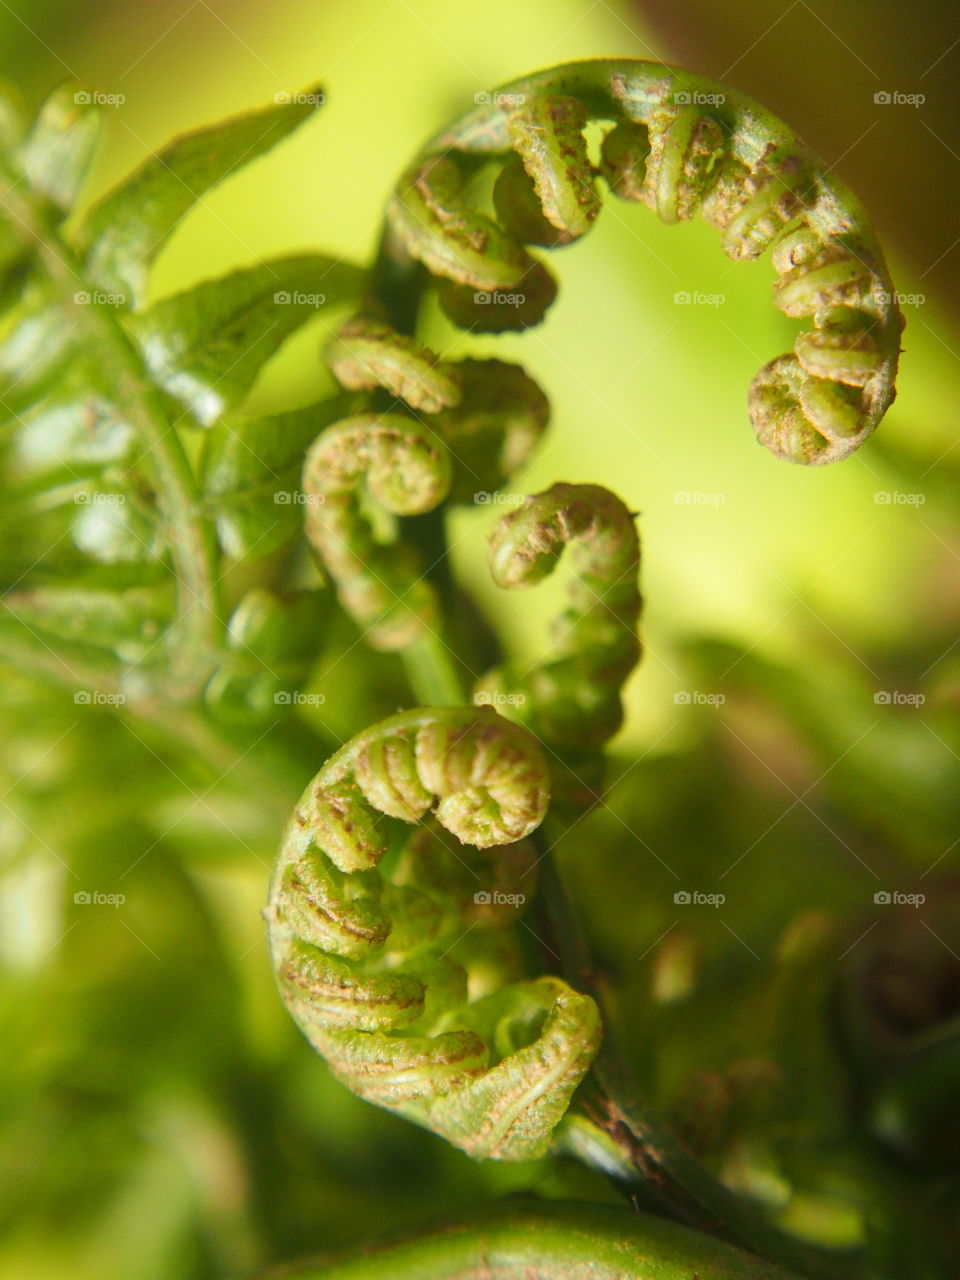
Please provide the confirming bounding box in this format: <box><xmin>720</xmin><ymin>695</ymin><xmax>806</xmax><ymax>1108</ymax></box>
<box><xmin>8</xmin><ymin>374</ymin><xmax>135</xmax><ymax>489</ymax></box>
<box><xmin>0</xmin><ymin>613</ymin><xmax>129</xmax><ymax>692</ymax></box>
<box><xmin>19</xmin><ymin>82</ymin><xmax>101</xmax><ymax>212</ymax></box>
<box><xmin>202</xmin><ymin>394</ymin><xmax>353</xmax><ymax>559</ymax></box>
<box><xmin>0</xmin><ymin>282</ymin><xmax>78</xmax><ymax>413</ymax></box>
<box><xmin>70</xmin><ymin>485</ymin><xmax>166</xmax><ymax>565</ymax></box>
<box><xmin>2</xmin><ymin>584</ymin><xmax>174</xmax><ymax>663</ymax></box>
<box><xmin>130</xmin><ymin>254</ymin><xmax>364</xmax><ymax>424</ymax></box>
<box><xmin>77</xmin><ymin>85</ymin><xmax>325</xmax><ymax>303</ymax></box>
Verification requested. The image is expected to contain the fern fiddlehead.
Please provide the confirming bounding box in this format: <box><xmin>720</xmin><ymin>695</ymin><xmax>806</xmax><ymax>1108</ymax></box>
<box><xmin>301</xmin><ymin>309</ymin><xmax>550</xmax><ymax>687</ymax></box>
<box><xmin>476</xmin><ymin>483</ymin><xmax>642</xmax><ymax>755</ymax></box>
<box><xmin>302</xmin><ymin>414</ymin><xmax>451</xmax><ymax>651</ymax></box>
<box><xmin>378</xmin><ymin>59</ymin><xmax>903</xmax><ymax>465</ymax></box>
<box><xmin>324</xmin><ymin>309</ymin><xmax>464</xmax><ymax>415</ymax></box>
<box><xmin>321</xmin><ymin>310</ymin><xmax>550</xmax><ymax>500</ymax></box>
<box><xmin>267</xmin><ymin>705</ymin><xmax>601</xmax><ymax>1160</ymax></box>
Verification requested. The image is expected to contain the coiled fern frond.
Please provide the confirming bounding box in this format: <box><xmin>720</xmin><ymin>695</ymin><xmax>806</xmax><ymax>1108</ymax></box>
<box><xmin>381</xmin><ymin>59</ymin><xmax>903</xmax><ymax>465</ymax></box>
<box><xmin>267</xmin><ymin>706</ymin><xmax>600</xmax><ymax>1160</ymax></box>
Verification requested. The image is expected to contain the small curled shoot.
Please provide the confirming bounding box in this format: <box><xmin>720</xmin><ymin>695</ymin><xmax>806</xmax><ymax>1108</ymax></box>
<box><xmin>599</xmin><ymin>120</ymin><xmax>650</xmax><ymax>201</ymax></box>
<box><xmin>321</xmin><ymin>313</ymin><xmax>550</xmax><ymax>501</ymax></box>
<box><xmin>434</xmin><ymin>357</ymin><xmax>550</xmax><ymax>502</ymax></box>
<box><xmin>389</xmin><ymin>155</ymin><xmax>535</xmax><ymax>290</ymax></box>
<box><xmin>504</xmin><ymin>94</ymin><xmax>600</xmax><ymax>242</ymax></box>
<box><xmin>325</xmin><ymin>310</ymin><xmax>462</xmax><ymax>414</ymax></box>
<box><xmin>477</xmin><ymin>483</ymin><xmax>642</xmax><ymax>752</ymax></box>
<box><xmin>493</xmin><ymin>151</ymin><xmax>571</xmax><ymax>248</ymax></box>
<box><xmin>435</xmin><ymin>259</ymin><xmax>558</xmax><ymax>332</ymax></box>
<box><xmin>302</xmin><ymin>413</ymin><xmax>450</xmax><ymax>650</ymax></box>
<box><xmin>643</xmin><ymin>101</ymin><xmax>727</xmax><ymax>225</ymax></box>
<box><xmin>268</xmin><ymin>706</ymin><xmax>601</xmax><ymax>1160</ymax></box>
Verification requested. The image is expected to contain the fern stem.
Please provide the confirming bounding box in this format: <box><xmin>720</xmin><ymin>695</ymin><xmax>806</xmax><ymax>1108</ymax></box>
<box><xmin>401</xmin><ymin>632</ymin><xmax>466</xmax><ymax>706</ymax></box>
<box><xmin>2</xmin><ymin>176</ymin><xmax>223</xmax><ymax>694</ymax></box>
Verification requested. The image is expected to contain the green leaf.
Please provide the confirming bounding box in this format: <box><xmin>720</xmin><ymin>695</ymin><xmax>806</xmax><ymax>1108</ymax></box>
<box><xmin>77</xmin><ymin>85</ymin><xmax>325</xmax><ymax>303</ymax></box>
<box><xmin>202</xmin><ymin>394</ymin><xmax>353</xmax><ymax>559</ymax></box>
<box><xmin>2</xmin><ymin>584</ymin><xmax>174</xmax><ymax>663</ymax></box>
<box><xmin>0</xmin><ymin>282</ymin><xmax>78</xmax><ymax>412</ymax></box>
<box><xmin>129</xmin><ymin>254</ymin><xmax>365</xmax><ymax>425</ymax></box>
<box><xmin>18</xmin><ymin>83</ymin><xmax>101</xmax><ymax>213</ymax></box>
<box><xmin>70</xmin><ymin>486</ymin><xmax>166</xmax><ymax>566</ymax></box>
<box><xmin>0</xmin><ymin>288</ymin><xmax>127</xmax><ymax>425</ymax></box>
<box><xmin>7</xmin><ymin>374</ymin><xmax>135</xmax><ymax>489</ymax></box>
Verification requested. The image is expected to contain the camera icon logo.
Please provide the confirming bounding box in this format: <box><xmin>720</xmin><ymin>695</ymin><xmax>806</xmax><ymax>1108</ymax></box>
<box><xmin>274</xmin><ymin>91</ymin><xmax>292</xmax><ymax>104</ymax></box>
<box><xmin>74</xmin><ymin>891</ymin><xmax>91</xmax><ymax>904</ymax></box>
<box><xmin>674</xmin><ymin>691</ymin><xmax>691</xmax><ymax>705</ymax></box>
<box><xmin>874</xmin><ymin>91</ymin><xmax>891</xmax><ymax>104</ymax></box>
<box><xmin>674</xmin><ymin>890</ymin><xmax>691</xmax><ymax>904</ymax></box>
<box><xmin>874</xmin><ymin>691</ymin><xmax>891</xmax><ymax>705</ymax></box>
<box><xmin>74</xmin><ymin>690</ymin><xmax>91</xmax><ymax>703</ymax></box>
<box><xmin>274</xmin><ymin>291</ymin><xmax>291</xmax><ymax>304</ymax></box>
<box><xmin>473</xmin><ymin>890</ymin><xmax>492</xmax><ymax>905</ymax></box>
<box><xmin>874</xmin><ymin>891</ymin><xmax>891</xmax><ymax>905</ymax></box>
<box><xmin>74</xmin><ymin>90</ymin><xmax>92</xmax><ymax>105</ymax></box>
<box><xmin>474</xmin><ymin>91</ymin><xmax>491</xmax><ymax>105</ymax></box>
<box><xmin>674</xmin><ymin>290</ymin><xmax>691</xmax><ymax>304</ymax></box>
<box><xmin>273</xmin><ymin>691</ymin><xmax>292</xmax><ymax>704</ymax></box>
<box><xmin>473</xmin><ymin>291</ymin><xmax>491</xmax><ymax>305</ymax></box>
<box><xmin>674</xmin><ymin>91</ymin><xmax>691</xmax><ymax>105</ymax></box>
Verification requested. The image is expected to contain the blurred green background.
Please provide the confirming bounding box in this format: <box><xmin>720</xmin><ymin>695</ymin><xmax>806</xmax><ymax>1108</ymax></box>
<box><xmin>2</xmin><ymin>1</ymin><xmax>959</xmax><ymax>1277</ymax></box>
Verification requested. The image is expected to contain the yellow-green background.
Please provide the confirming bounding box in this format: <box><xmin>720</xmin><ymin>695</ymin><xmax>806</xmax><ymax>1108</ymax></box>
<box><xmin>2</xmin><ymin>1</ymin><xmax>958</xmax><ymax>1278</ymax></box>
